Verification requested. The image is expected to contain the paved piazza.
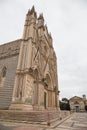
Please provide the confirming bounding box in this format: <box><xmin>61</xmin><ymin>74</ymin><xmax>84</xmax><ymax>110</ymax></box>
<box><xmin>0</xmin><ymin>113</ymin><xmax>87</xmax><ymax>130</ymax></box>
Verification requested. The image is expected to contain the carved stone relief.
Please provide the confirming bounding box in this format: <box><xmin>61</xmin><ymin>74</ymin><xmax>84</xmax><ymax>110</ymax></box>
<box><xmin>25</xmin><ymin>75</ymin><xmax>34</xmax><ymax>103</ymax></box>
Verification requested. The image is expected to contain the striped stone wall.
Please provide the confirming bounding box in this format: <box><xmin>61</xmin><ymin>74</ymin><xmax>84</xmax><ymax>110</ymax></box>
<box><xmin>0</xmin><ymin>39</ymin><xmax>21</xmax><ymax>109</ymax></box>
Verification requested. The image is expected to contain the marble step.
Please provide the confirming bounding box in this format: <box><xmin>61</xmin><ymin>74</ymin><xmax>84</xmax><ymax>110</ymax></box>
<box><xmin>0</xmin><ymin>110</ymin><xmax>60</xmax><ymax>123</ymax></box>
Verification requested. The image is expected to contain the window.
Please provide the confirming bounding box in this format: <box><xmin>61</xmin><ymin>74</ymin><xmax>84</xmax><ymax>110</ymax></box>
<box><xmin>2</xmin><ymin>67</ymin><xmax>7</xmax><ymax>77</ymax></box>
<box><xmin>0</xmin><ymin>66</ymin><xmax>7</xmax><ymax>87</ymax></box>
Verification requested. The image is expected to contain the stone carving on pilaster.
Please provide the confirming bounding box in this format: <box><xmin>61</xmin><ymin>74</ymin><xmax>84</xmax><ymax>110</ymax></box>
<box><xmin>25</xmin><ymin>76</ymin><xmax>34</xmax><ymax>103</ymax></box>
<box><xmin>15</xmin><ymin>75</ymin><xmax>23</xmax><ymax>101</ymax></box>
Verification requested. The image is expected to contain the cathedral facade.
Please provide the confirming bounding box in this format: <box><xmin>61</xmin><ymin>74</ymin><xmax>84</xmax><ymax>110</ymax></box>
<box><xmin>0</xmin><ymin>6</ymin><xmax>59</xmax><ymax>111</ymax></box>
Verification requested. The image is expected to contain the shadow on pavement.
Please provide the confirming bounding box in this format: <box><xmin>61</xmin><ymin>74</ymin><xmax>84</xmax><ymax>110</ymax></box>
<box><xmin>0</xmin><ymin>124</ymin><xmax>15</xmax><ymax>130</ymax></box>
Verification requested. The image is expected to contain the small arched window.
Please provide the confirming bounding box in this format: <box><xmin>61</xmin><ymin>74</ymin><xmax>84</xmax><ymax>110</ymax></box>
<box><xmin>1</xmin><ymin>66</ymin><xmax>7</xmax><ymax>78</ymax></box>
<box><xmin>0</xmin><ymin>66</ymin><xmax>7</xmax><ymax>87</ymax></box>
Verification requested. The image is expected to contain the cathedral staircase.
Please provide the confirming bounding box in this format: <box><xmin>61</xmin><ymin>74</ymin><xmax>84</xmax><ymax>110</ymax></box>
<box><xmin>0</xmin><ymin>110</ymin><xmax>60</xmax><ymax>124</ymax></box>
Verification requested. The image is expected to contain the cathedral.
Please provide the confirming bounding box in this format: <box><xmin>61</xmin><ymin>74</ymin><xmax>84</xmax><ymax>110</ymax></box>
<box><xmin>0</xmin><ymin>6</ymin><xmax>59</xmax><ymax>111</ymax></box>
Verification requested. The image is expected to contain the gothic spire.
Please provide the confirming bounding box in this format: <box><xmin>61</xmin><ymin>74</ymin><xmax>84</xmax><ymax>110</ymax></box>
<box><xmin>31</xmin><ymin>5</ymin><xmax>35</xmax><ymax>13</ymax></box>
<box><xmin>27</xmin><ymin>5</ymin><xmax>37</xmax><ymax>17</ymax></box>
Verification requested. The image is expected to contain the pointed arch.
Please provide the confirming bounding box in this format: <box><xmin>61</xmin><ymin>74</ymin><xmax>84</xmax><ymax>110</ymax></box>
<box><xmin>44</xmin><ymin>71</ymin><xmax>53</xmax><ymax>89</ymax></box>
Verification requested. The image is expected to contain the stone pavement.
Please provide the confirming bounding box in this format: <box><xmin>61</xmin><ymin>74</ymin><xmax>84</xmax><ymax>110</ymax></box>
<box><xmin>52</xmin><ymin>112</ymin><xmax>87</xmax><ymax>130</ymax></box>
<box><xmin>0</xmin><ymin>112</ymin><xmax>87</xmax><ymax>130</ymax></box>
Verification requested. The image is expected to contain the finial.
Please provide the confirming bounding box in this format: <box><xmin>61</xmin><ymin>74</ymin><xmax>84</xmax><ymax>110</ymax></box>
<box><xmin>38</xmin><ymin>13</ymin><xmax>44</xmax><ymax>20</ymax></box>
<box><xmin>31</xmin><ymin>5</ymin><xmax>35</xmax><ymax>13</ymax></box>
<box><xmin>28</xmin><ymin>9</ymin><xmax>30</xmax><ymax>14</ymax></box>
<box><xmin>27</xmin><ymin>6</ymin><xmax>37</xmax><ymax>17</ymax></box>
<box><xmin>29</xmin><ymin>5</ymin><xmax>37</xmax><ymax>17</ymax></box>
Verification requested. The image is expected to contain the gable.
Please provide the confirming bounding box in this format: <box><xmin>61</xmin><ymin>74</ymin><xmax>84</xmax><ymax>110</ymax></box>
<box><xmin>69</xmin><ymin>96</ymin><xmax>82</xmax><ymax>101</ymax></box>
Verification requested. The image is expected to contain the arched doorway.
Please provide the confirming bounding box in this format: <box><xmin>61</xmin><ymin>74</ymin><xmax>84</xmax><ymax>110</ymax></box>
<box><xmin>75</xmin><ymin>106</ymin><xmax>80</xmax><ymax>112</ymax></box>
<box><xmin>74</xmin><ymin>101</ymin><xmax>80</xmax><ymax>112</ymax></box>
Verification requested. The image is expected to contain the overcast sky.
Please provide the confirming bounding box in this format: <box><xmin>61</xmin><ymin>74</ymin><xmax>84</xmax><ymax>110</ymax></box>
<box><xmin>0</xmin><ymin>0</ymin><xmax>87</xmax><ymax>99</ymax></box>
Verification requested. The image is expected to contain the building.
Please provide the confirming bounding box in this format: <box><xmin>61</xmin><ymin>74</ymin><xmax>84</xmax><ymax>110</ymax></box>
<box><xmin>69</xmin><ymin>95</ymin><xmax>87</xmax><ymax>112</ymax></box>
<box><xmin>0</xmin><ymin>6</ymin><xmax>59</xmax><ymax>111</ymax></box>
